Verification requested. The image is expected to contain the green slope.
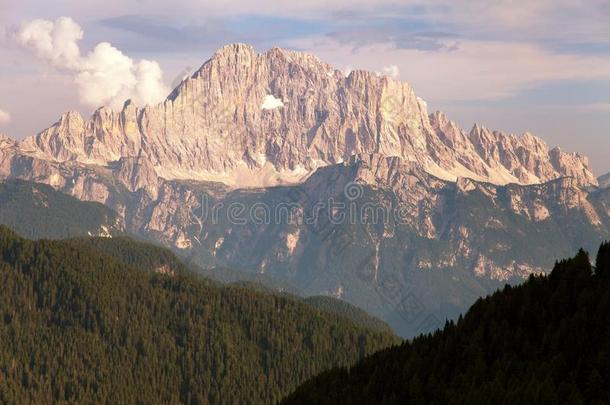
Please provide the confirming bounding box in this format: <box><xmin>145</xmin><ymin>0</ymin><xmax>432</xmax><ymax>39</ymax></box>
<box><xmin>0</xmin><ymin>180</ymin><xmax>120</xmax><ymax>239</ymax></box>
<box><xmin>303</xmin><ymin>296</ymin><xmax>394</xmax><ymax>334</ymax></box>
<box><xmin>64</xmin><ymin>236</ymin><xmax>190</xmax><ymax>275</ymax></box>
<box><xmin>283</xmin><ymin>245</ymin><xmax>610</xmax><ymax>404</ymax></box>
<box><xmin>66</xmin><ymin>236</ymin><xmax>394</xmax><ymax>333</ymax></box>
<box><xmin>0</xmin><ymin>227</ymin><xmax>399</xmax><ymax>404</ymax></box>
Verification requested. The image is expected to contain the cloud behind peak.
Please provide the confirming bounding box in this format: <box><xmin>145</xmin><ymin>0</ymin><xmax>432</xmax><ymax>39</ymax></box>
<box><xmin>16</xmin><ymin>16</ymin><xmax>168</xmax><ymax>109</ymax></box>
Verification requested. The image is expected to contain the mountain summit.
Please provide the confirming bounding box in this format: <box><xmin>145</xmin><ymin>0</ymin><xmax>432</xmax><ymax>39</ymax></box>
<box><xmin>12</xmin><ymin>43</ymin><xmax>596</xmax><ymax>189</ymax></box>
<box><xmin>0</xmin><ymin>44</ymin><xmax>607</xmax><ymax>336</ymax></box>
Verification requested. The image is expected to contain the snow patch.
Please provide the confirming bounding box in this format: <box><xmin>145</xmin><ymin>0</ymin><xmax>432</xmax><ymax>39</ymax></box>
<box><xmin>154</xmin><ymin>160</ymin><xmax>314</xmax><ymax>189</ymax></box>
<box><xmin>424</xmin><ymin>160</ymin><xmax>522</xmax><ymax>186</ymax></box>
<box><xmin>261</xmin><ymin>94</ymin><xmax>284</xmax><ymax>110</ymax></box>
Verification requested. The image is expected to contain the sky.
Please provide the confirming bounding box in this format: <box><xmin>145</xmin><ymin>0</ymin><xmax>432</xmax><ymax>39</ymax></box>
<box><xmin>0</xmin><ymin>0</ymin><xmax>609</xmax><ymax>174</ymax></box>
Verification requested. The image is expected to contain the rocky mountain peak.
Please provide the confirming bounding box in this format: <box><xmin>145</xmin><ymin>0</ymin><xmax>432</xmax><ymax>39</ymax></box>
<box><xmin>6</xmin><ymin>43</ymin><xmax>598</xmax><ymax>189</ymax></box>
<box><xmin>0</xmin><ymin>133</ymin><xmax>16</xmax><ymax>146</ymax></box>
<box><xmin>59</xmin><ymin>110</ymin><xmax>85</xmax><ymax>127</ymax></box>
<box><xmin>215</xmin><ymin>42</ymin><xmax>256</xmax><ymax>57</ymax></box>
<box><xmin>0</xmin><ymin>45</ymin><xmax>605</xmax><ymax>338</ymax></box>
<box><xmin>599</xmin><ymin>172</ymin><xmax>610</xmax><ymax>188</ymax></box>
<box><xmin>429</xmin><ymin>111</ymin><xmax>450</xmax><ymax>126</ymax></box>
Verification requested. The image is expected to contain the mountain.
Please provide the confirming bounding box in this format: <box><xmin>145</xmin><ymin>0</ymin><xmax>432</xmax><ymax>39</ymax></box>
<box><xmin>66</xmin><ymin>235</ymin><xmax>393</xmax><ymax>333</ymax></box>
<box><xmin>303</xmin><ymin>296</ymin><xmax>394</xmax><ymax>334</ymax></box>
<box><xmin>598</xmin><ymin>171</ymin><xmax>610</xmax><ymax>188</ymax></box>
<box><xmin>63</xmin><ymin>234</ymin><xmax>190</xmax><ymax>273</ymax></box>
<box><xmin>282</xmin><ymin>245</ymin><xmax>610</xmax><ymax>404</ymax></box>
<box><xmin>0</xmin><ymin>43</ymin><xmax>606</xmax><ymax>336</ymax></box>
<box><xmin>0</xmin><ymin>179</ymin><xmax>121</xmax><ymax>239</ymax></box>
<box><xmin>10</xmin><ymin>44</ymin><xmax>595</xmax><ymax>189</ymax></box>
<box><xmin>0</xmin><ymin>226</ymin><xmax>398</xmax><ymax>403</ymax></box>
<box><xmin>173</xmin><ymin>154</ymin><xmax>610</xmax><ymax>336</ymax></box>
<box><xmin>0</xmin><ymin>176</ymin><xmax>394</xmax><ymax>336</ymax></box>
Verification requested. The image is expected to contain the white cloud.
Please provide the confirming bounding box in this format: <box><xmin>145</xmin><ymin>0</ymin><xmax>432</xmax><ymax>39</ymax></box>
<box><xmin>381</xmin><ymin>65</ymin><xmax>399</xmax><ymax>79</ymax></box>
<box><xmin>170</xmin><ymin>65</ymin><xmax>194</xmax><ymax>89</ymax></box>
<box><xmin>134</xmin><ymin>60</ymin><xmax>168</xmax><ymax>108</ymax></box>
<box><xmin>17</xmin><ymin>17</ymin><xmax>82</xmax><ymax>69</ymax></box>
<box><xmin>261</xmin><ymin>94</ymin><xmax>284</xmax><ymax>110</ymax></box>
<box><xmin>16</xmin><ymin>17</ymin><xmax>168</xmax><ymax>109</ymax></box>
<box><xmin>0</xmin><ymin>109</ymin><xmax>10</xmax><ymax>125</ymax></box>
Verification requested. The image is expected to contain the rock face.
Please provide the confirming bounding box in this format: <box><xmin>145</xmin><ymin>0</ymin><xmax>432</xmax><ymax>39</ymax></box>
<box><xmin>0</xmin><ymin>44</ymin><xmax>606</xmax><ymax>336</ymax></box>
<box><xmin>16</xmin><ymin>43</ymin><xmax>596</xmax><ymax>188</ymax></box>
<box><xmin>0</xmin><ymin>134</ymin><xmax>17</xmax><ymax>175</ymax></box>
<box><xmin>598</xmin><ymin>172</ymin><xmax>610</xmax><ymax>188</ymax></box>
<box><xmin>0</xmin><ymin>179</ymin><xmax>122</xmax><ymax>240</ymax></box>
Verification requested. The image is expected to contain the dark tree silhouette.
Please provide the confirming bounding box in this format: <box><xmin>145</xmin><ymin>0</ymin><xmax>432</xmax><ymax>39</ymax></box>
<box><xmin>283</xmin><ymin>245</ymin><xmax>610</xmax><ymax>404</ymax></box>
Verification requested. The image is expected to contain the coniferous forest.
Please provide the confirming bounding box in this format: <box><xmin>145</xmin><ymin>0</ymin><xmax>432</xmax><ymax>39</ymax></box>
<box><xmin>2</xmin><ymin>3</ymin><xmax>610</xmax><ymax>403</ymax></box>
<box><xmin>1</xmin><ymin>178</ymin><xmax>610</xmax><ymax>403</ymax></box>
<box><xmin>0</xmin><ymin>180</ymin><xmax>120</xmax><ymax>240</ymax></box>
<box><xmin>0</xmin><ymin>226</ymin><xmax>399</xmax><ymax>404</ymax></box>
<box><xmin>283</xmin><ymin>246</ymin><xmax>610</xmax><ymax>404</ymax></box>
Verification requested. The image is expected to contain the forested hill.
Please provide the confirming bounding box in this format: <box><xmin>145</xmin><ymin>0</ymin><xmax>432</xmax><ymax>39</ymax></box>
<box><xmin>64</xmin><ymin>235</ymin><xmax>191</xmax><ymax>276</ymax></box>
<box><xmin>0</xmin><ymin>227</ymin><xmax>399</xmax><ymax>404</ymax></box>
<box><xmin>65</xmin><ymin>236</ymin><xmax>394</xmax><ymax>334</ymax></box>
<box><xmin>303</xmin><ymin>296</ymin><xmax>394</xmax><ymax>334</ymax></box>
<box><xmin>0</xmin><ymin>180</ymin><xmax>120</xmax><ymax>239</ymax></box>
<box><xmin>283</xmin><ymin>245</ymin><xmax>610</xmax><ymax>404</ymax></box>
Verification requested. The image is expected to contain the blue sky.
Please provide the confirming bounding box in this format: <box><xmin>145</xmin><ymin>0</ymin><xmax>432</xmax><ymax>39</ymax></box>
<box><xmin>1</xmin><ymin>0</ymin><xmax>609</xmax><ymax>173</ymax></box>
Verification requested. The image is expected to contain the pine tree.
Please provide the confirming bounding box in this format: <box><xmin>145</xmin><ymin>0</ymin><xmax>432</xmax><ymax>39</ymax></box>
<box><xmin>595</xmin><ymin>242</ymin><xmax>610</xmax><ymax>278</ymax></box>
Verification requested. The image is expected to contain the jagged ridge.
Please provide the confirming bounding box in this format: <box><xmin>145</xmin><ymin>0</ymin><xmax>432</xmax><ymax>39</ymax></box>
<box><xmin>4</xmin><ymin>43</ymin><xmax>597</xmax><ymax>190</ymax></box>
